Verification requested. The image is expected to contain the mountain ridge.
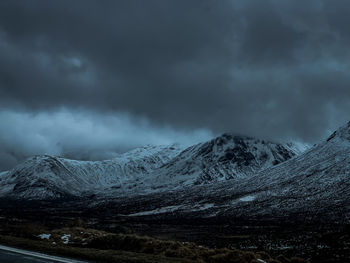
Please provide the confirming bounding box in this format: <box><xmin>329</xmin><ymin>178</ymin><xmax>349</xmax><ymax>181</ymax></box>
<box><xmin>0</xmin><ymin>133</ymin><xmax>303</xmax><ymax>200</ymax></box>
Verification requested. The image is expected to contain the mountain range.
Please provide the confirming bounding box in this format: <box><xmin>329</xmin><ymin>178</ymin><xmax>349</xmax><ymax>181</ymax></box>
<box><xmin>1</xmin><ymin>121</ymin><xmax>350</xmax><ymax>223</ymax></box>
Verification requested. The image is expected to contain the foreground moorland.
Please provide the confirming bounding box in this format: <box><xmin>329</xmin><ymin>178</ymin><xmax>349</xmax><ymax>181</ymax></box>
<box><xmin>0</xmin><ymin>216</ymin><xmax>312</xmax><ymax>263</ymax></box>
<box><xmin>2</xmin><ymin>212</ymin><xmax>350</xmax><ymax>263</ymax></box>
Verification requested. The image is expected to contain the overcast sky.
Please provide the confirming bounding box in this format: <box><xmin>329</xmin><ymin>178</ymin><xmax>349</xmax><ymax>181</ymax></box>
<box><xmin>1</xmin><ymin>0</ymin><xmax>350</xmax><ymax>171</ymax></box>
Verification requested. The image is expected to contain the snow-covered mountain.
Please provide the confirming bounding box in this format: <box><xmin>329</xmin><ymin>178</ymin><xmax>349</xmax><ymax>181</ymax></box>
<box><xmin>226</xmin><ymin>121</ymin><xmax>350</xmax><ymax>220</ymax></box>
<box><xmin>0</xmin><ymin>134</ymin><xmax>301</xmax><ymax>200</ymax></box>
<box><xmin>118</xmin><ymin>122</ymin><xmax>350</xmax><ymax>223</ymax></box>
<box><xmin>0</xmin><ymin>144</ymin><xmax>183</xmax><ymax>199</ymax></box>
<box><xmin>148</xmin><ymin>134</ymin><xmax>304</xmax><ymax>189</ymax></box>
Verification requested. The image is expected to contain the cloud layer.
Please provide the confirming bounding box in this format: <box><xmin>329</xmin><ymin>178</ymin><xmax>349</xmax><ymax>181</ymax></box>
<box><xmin>0</xmin><ymin>109</ymin><xmax>213</xmax><ymax>171</ymax></box>
<box><xmin>0</xmin><ymin>0</ymin><xmax>350</xmax><ymax>170</ymax></box>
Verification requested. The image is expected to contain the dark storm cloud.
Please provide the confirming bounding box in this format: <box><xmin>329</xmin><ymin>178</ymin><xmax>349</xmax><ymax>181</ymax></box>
<box><xmin>1</xmin><ymin>0</ymin><xmax>350</xmax><ymax>170</ymax></box>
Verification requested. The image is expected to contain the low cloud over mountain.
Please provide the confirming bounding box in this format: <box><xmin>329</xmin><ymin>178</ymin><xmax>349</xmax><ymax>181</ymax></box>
<box><xmin>1</xmin><ymin>0</ymin><xmax>350</xmax><ymax>169</ymax></box>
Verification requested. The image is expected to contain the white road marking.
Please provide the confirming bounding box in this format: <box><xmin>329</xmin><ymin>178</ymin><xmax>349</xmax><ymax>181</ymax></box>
<box><xmin>0</xmin><ymin>244</ymin><xmax>88</xmax><ymax>263</ymax></box>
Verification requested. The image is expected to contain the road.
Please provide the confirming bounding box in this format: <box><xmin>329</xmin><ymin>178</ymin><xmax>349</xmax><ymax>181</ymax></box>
<box><xmin>0</xmin><ymin>245</ymin><xmax>90</xmax><ymax>263</ymax></box>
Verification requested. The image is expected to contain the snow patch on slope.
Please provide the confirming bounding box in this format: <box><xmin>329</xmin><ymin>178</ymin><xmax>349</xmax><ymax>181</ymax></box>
<box><xmin>239</xmin><ymin>195</ymin><xmax>256</xmax><ymax>202</ymax></box>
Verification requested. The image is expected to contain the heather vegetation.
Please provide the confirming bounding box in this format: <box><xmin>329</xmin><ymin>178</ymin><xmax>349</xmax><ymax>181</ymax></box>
<box><xmin>0</xmin><ymin>221</ymin><xmax>308</xmax><ymax>263</ymax></box>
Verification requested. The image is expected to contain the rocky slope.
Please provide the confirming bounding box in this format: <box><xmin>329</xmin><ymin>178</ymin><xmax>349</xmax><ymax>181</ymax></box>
<box><xmin>147</xmin><ymin>134</ymin><xmax>304</xmax><ymax>190</ymax></box>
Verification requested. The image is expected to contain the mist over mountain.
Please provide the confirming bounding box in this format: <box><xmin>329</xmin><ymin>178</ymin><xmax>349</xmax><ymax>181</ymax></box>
<box><xmin>1</xmin><ymin>0</ymin><xmax>350</xmax><ymax>172</ymax></box>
